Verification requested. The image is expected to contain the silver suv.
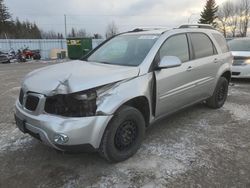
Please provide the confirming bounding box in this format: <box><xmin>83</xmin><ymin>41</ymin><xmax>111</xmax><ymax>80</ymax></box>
<box><xmin>15</xmin><ymin>25</ymin><xmax>232</xmax><ymax>162</ymax></box>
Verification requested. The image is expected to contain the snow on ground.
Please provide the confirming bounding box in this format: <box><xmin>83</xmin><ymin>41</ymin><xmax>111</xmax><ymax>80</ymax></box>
<box><xmin>73</xmin><ymin>121</ymin><xmax>206</xmax><ymax>188</ymax></box>
<box><xmin>223</xmin><ymin>103</ymin><xmax>250</xmax><ymax>121</ymax></box>
<box><xmin>0</xmin><ymin>86</ymin><xmax>20</xmax><ymax>98</ymax></box>
<box><xmin>0</xmin><ymin>124</ymin><xmax>33</xmax><ymax>152</ymax></box>
<box><xmin>228</xmin><ymin>86</ymin><xmax>250</xmax><ymax>97</ymax></box>
<box><xmin>225</xmin><ymin>85</ymin><xmax>250</xmax><ymax>121</ymax></box>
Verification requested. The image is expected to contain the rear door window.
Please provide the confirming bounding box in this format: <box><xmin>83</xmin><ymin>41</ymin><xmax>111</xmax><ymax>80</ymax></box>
<box><xmin>190</xmin><ymin>33</ymin><xmax>216</xmax><ymax>59</ymax></box>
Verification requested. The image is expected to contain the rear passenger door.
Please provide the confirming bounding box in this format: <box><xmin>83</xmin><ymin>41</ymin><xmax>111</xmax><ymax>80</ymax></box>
<box><xmin>188</xmin><ymin>32</ymin><xmax>220</xmax><ymax>99</ymax></box>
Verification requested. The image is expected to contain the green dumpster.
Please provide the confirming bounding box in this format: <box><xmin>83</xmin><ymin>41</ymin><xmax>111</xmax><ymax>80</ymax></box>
<box><xmin>67</xmin><ymin>38</ymin><xmax>92</xmax><ymax>59</ymax></box>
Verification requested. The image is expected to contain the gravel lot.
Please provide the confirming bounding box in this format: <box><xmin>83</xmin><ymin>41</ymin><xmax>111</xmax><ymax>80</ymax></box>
<box><xmin>0</xmin><ymin>62</ymin><xmax>250</xmax><ymax>188</ymax></box>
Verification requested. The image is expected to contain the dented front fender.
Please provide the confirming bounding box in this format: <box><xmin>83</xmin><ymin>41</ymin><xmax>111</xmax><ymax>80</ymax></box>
<box><xmin>96</xmin><ymin>73</ymin><xmax>154</xmax><ymax>120</ymax></box>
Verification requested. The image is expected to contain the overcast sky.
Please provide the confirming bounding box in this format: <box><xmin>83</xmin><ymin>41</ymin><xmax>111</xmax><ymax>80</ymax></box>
<box><xmin>5</xmin><ymin>0</ymin><xmax>228</xmax><ymax>36</ymax></box>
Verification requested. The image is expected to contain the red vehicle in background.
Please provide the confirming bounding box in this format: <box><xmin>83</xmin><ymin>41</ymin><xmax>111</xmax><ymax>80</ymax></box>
<box><xmin>22</xmin><ymin>47</ymin><xmax>41</xmax><ymax>60</ymax></box>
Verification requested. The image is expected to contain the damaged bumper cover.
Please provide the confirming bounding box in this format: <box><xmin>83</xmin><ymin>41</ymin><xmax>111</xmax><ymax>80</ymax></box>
<box><xmin>15</xmin><ymin>101</ymin><xmax>113</xmax><ymax>151</ymax></box>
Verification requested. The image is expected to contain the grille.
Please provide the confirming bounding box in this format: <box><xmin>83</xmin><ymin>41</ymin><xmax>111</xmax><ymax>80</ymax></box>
<box><xmin>233</xmin><ymin>56</ymin><xmax>249</xmax><ymax>66</ymax></box>
<box><xmin>232</xmin><ymin>72</ymin><xmax>240</xmax><ymax>76</ymax></box>
<box><xmin>19</xmin><ymin>89</ymin><xmax>24</xmax><ymax>105</ymax></box>
<box><xmin>26</xmin><ymin>129</ymin><xmax>41</xmax><ymax>141</ymax></box>
<box><xmin>234</xmin><ymin>56</ymin><xmax>248</xmax><ymax>60</ymax></box>
<box><xmin>233</xmin><ymin>60</ymin><xmax>245</xmax><ymax>66</ymax></box>
<box><xmin>25</xmin><ymin>95</ymin><xmax>40</xmax><ymax>111</ymax></box>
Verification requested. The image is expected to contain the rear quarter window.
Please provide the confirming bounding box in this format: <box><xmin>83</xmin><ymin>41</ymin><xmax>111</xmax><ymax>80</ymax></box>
<box><xmin>212</xmin><ymin>33</ymin><xmax>229</xmax><ymax>53</ymax></box>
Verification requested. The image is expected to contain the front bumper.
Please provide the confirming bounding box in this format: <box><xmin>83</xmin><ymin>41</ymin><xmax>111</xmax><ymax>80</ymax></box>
<box><xmin>15</xmin><ymin>101</ymin><xmax>113</xmax><ymax>151</ymax></box>
<box><xmin>231</xmin><ymin>65</ymin><xmax>250</xmax><ymax>78</ymax></box>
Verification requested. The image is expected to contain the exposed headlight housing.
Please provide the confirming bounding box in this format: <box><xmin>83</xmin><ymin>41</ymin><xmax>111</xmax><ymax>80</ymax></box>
<box><xmin>45</xmin><ymin>89</ymin><xmax>97</xmax><ymax>117</ymax></box>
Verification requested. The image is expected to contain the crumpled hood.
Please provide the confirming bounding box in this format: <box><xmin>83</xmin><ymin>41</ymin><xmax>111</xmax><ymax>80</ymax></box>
<box><xmin>22</xmin><ymin>60</ymin><xmax>140</xmax><ymax>95</ymax></box>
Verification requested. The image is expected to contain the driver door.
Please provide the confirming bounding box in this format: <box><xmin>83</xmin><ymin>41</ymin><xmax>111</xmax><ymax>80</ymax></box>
<box><xmin>155</xmin><ymin>34</ymin><xmax>199</xmax><ymax>117</ymax></box>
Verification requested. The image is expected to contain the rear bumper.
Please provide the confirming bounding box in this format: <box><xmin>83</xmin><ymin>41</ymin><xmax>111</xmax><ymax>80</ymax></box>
<box><xmin>15</xmin><ymin>101</ymin><xmax>113</xmax><ymax>151</ymax></box>
<box><xmin>231</xmin><ymin>65</ymin><xmax>250</xmax><ymax>78</ymax></box>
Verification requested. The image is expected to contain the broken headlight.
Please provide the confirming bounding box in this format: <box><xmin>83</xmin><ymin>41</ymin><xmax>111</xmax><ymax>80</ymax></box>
<box><xmin>45</xmin><ymin>89</ymin><xmax>97</xmax><ymax>117</ymax></box>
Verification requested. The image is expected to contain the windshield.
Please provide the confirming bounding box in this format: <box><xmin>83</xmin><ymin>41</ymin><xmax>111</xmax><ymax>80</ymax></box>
<box><xmin>228</xmin><ymin>39</ymin><xmax>250</xmax><ymax>51</ymax></box>
<box><xmin>87</xmin><ymin>34</ymin><xmax>159</xmax><ymax>66</ymax></box>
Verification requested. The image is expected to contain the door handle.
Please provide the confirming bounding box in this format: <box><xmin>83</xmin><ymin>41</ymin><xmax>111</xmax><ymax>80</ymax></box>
<box><xmin>186</xmin><ymin>66</ymin><xmax>193</xmax><ymax>71</ymax></box>
<box><xmin>214</xmin><ymin>58</ymin><xmax>220</xmax><ymax>63</ymax></box>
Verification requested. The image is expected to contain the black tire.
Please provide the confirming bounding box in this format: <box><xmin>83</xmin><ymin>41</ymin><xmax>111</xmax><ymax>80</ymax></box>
<box><xmin>206</xmin><ymin>77</ymin><xmax>229</xmax><ymax>109</ymax></box>
<box><xmin>99</xmin><ymin>105</ymin><xmax>145</xmax><ymax>163</ymax></box>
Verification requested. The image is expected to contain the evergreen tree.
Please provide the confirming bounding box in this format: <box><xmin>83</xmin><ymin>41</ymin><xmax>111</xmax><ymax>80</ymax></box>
<box><xmin>0</xmin><ymin>0</ymin><xmax>11</xmax><ymax>23</ymax></box>
<box><xmin>32</xmin><ymin>23</ymin><xmax>42</xmax><ymax>39</ymax></box>
<box><xmin>199</xmin><ymin>0</ymin><xmax>218</xmax><ymax>27</ymax></box>
<box><xmin>0</xmin><ymin>0</ymin><xmax>12</xmax><ymax>35</ymax></box>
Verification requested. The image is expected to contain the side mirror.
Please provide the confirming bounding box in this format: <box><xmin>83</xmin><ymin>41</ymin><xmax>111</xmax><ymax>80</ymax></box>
<box><xmin>158</xmin><ymin>56</ymin><xmax>182</xmax><ymax>69</ymax></box>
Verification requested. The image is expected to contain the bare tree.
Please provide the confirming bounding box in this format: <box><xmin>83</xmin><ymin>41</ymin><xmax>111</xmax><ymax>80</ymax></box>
<box><xmin>239</xmin><ymin>0</ymin><xmax>250</xmax><ymax>37</ymax></box>
<box><xmin>77</xmin><ymin>29</ymin><xmax>87</xmax><ymax>37</ymax></box>
<box><xmin>217</xmin><ymin>1</ymin><xmax>232</xmax><ymax>37</ymax></box>
<box><xmin>68</xmin><ymin>28</ymin><xmax>90</xmax><ymax>38</ymax></box>
<box><xmin>105</xmin><ymin>21</ymin><xmax>119</xmax><ymax>39</ymax></box>
<box><xmin>93</xmin><ymin>33</ymin><xmax>103</xmax><ymax>39</ymax></box>
<box><xmin>216</xmin><ymin>0</ymin><xmax>250</xmax><ymax>37</ymax></box>
<box><xmin>227</xmin><ymin>3</ymin><xmax>239</xmax><ymax>37</ymax></box>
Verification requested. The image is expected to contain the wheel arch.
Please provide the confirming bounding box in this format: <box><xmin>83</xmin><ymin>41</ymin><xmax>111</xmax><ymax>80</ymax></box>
<box><xmin>221</xmin><ymin>70</ymin><xmax>231</xmax><ymax>83</ymax></box>
<box><xmin>122</xmin><ymin>96</ymin><xmax>151</xmax><ymax>127</ymax></box>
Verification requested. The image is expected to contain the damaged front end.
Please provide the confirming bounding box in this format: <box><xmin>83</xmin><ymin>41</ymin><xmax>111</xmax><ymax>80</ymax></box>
<box><xmin>43</xmin><ymin>81</ymin><xmax>119</xmax><ymax>117</ymax></box>
<box><xmin>45</xmin><ymin>89</ymin><xmax>97</xmax><ymax>117</ymax></box>
<box><xmin>15</xmin><ymin>84</ymin><xmax>117</xmax><ymax>150</ymax></box>
<box><xmin>15</xmin><ymin>61</ymin><xmax>144</xmax><ymax>150</ymax></box>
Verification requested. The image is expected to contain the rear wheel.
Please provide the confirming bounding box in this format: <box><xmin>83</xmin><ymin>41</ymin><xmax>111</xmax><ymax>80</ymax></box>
<box><xmin>99</xmin><ymin>105</ymin><xmax>145</xmax><ymax>163</ymax></box>
<box><xmin>206</xmin><ymin>77</ymin><xmax>229</xmax><ymax>109</ymax></box>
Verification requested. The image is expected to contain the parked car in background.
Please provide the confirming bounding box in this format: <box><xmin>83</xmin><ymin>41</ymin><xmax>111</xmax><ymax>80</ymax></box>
<box><xmin>0</xmin><ymin>51</ymin><xmax>10</xmax><ymax>63</ymax></box>
<box><xmin>228</xmin><ymin>38</ymin><xmax>250</xmax><ymax>78</ymax></box>
<box><xmin>15</xmin><ymin>24</ymin><xmax>232</xmax><ymax>162</ymax></box>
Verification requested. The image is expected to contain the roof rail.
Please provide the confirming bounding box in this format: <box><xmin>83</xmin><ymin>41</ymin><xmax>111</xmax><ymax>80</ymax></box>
<box><xmin>130</xmin><ymin>27</ymin><xmax>169</xmax><ymax>32</ymax></box>
<box><xmin>179</xmin><ymin>24</ymin><xmax>215</xmax><ymax>30</ymax></box>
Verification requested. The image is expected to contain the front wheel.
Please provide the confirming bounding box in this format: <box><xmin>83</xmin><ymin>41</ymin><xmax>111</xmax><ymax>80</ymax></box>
<box><xmin>206</xmin><ymin>77</ymin><xmax>229</xmax><ymax>109</ymax></box>
<box><xmin>99</xmin><ymin>105</ymin><xmax>145</xmax><ymax>163</ymax></box>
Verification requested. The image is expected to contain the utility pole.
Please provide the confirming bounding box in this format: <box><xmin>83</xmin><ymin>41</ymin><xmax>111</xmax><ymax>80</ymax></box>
<box><xmin>64</xmin><ymin>14</ymin><xmax>67</xmax><ymax>38</ymax></box>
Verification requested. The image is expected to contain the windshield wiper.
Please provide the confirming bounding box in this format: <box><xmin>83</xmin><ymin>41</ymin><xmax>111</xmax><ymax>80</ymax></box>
<box><xmin>97</xmin><ymin>61</ymin><xmax>113</xmax><ymax>65</ymax></box>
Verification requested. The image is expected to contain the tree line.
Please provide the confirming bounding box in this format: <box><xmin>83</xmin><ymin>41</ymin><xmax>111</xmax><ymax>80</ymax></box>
<box><xmin>0</xmin><ymin>0</ymin><xmax>40</xmax><ymax>38</ymax></box>
<box><xmin>199</xmin><ymin>0</ymin><xmax>250</xmax><ymax>37</ymax></box>
<box><xmin>0</xmin><ymin>0</ymin><xmax>106</xmax><ymax>39</ymax></box>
